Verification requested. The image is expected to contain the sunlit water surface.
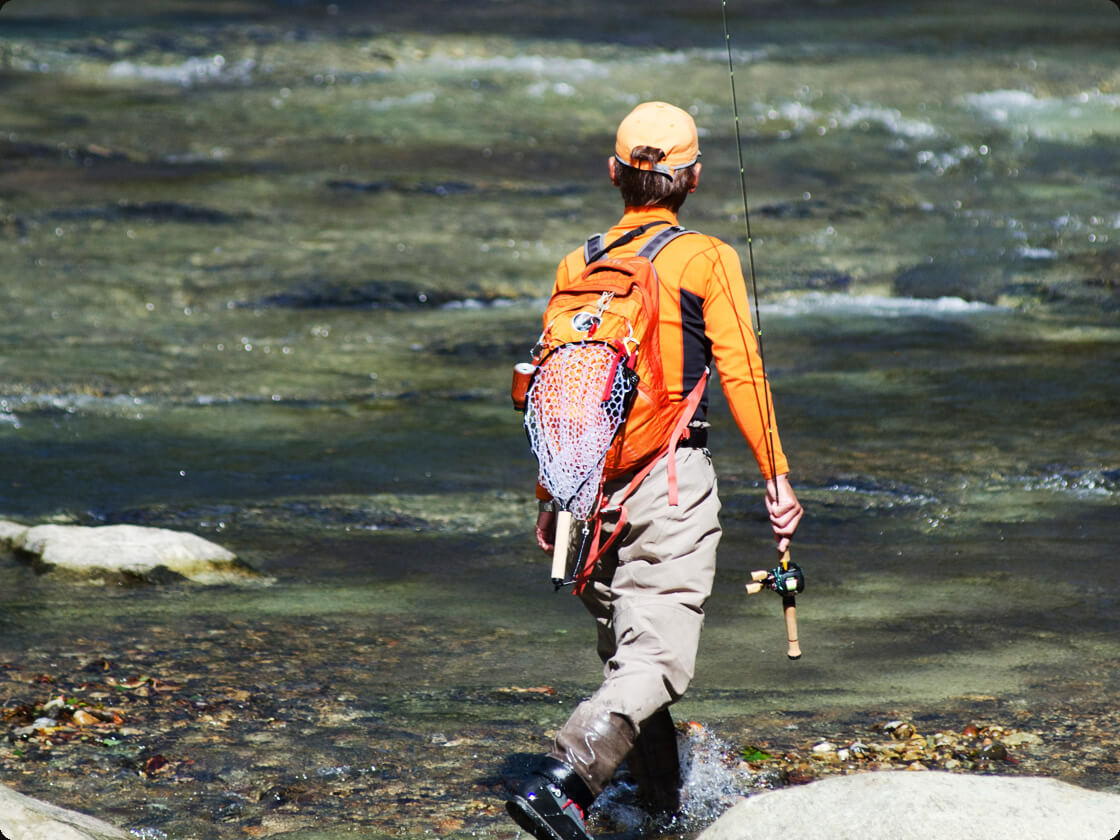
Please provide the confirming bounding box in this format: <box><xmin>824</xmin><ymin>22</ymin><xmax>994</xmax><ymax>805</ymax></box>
<box><xmin>1</xmin><ymin>1</ymin><xmax>1117</xmax><ymax>838</ymax></box>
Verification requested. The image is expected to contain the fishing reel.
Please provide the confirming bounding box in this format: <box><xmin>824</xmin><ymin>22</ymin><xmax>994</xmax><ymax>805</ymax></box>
<box><xmin>745</xmin><ymin>553</ymin><xmax>805</xmax><ymax>660</ymax></box>
<box><xmin>745</xmin><ymin>560</ymin><xmax>805</xmax><ymax>597</ymax></box>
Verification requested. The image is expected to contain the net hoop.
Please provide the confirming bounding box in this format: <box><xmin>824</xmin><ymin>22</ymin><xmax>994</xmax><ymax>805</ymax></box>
<box><xmin>524</xmin><ymin>341</ymin><xmax>636</xmax><ymax>519</ymax></box>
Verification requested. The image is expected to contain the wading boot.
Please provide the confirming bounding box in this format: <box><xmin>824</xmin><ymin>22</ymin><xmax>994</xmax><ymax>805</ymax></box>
<box><xmin>627</xmin><ymin>707</ymin><xmax>682</xmax><ymax>816</ymax></box>
<box><xmin>550</xmin><ymin>708</ymin><xmax>638</xmax><ymax>796</ymax></box>
<box><xmin>506</xmin><ymin>756</ymin><xmax>595</xmax><ymax>840</ymax></box>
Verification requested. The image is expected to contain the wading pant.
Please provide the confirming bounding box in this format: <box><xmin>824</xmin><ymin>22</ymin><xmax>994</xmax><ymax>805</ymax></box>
<box><xmin>548</xmin><ymin>447</ymin><xmax>721</xmax><ymax>798</ymax></box>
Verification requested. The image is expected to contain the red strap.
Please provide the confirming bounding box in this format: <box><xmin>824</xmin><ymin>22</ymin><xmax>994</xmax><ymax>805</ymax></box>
<box><xmin>666</xmin><ymin>370</ymin><xmax>710</xmax><ymax>505</ymax></box>
<box><xmin>571</xmin><ymin>509</ymin><xmax>610</xmax><ymax>595</ymax></box>
<box><xmin>570</xmin><ymin>367</ymin><xmax>710</xmax><ymax>595</ymax></box>
<box><xmin>601</xmin><ymin>347</ymin><xmax>625</xmax><ymax>402</ymax></box>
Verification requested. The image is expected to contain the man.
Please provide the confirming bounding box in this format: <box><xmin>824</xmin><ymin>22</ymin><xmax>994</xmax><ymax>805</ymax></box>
<box><xmin>508</xmin><ymin>101</ymin><xmax>803</xmax><ymax>840</ymax></box>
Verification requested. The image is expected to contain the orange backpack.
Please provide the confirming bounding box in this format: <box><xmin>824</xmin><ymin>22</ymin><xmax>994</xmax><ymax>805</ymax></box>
<box><xmin>522</xmin><ymin>222</ymin><xmax>708</xmax><ymax>512</ymax></box>
<box><xmin>518</xmin><ymin>222</ymin><xmax>709</xmax><ymax>591</ymax></box>
<box><xmin>539</xmin><ymin>241</ymin><xmax>666</xmax><ymax>479</ymax></box>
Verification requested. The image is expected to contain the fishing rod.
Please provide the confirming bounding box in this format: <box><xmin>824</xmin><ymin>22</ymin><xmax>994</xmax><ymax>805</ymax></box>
<box><xmin>721</xmin><ymin>0</ymin><xmax>804</xmax><ymax>660</ymax></box>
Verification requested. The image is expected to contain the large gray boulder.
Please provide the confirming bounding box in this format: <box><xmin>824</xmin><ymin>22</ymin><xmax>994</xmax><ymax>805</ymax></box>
<box><xmin>0</xmin><ymin>783</ymin><xmax>130</xmax><ymax>840</ymax></box>
<box><xmin>0</xmin><ymin>520</ymin><xmax>266</xmax><ymax>584</ymax></box>
<box><xmin>697</xmin><ymin>771</ymin><xmax>1120</xmax><ymax>840</ymax></box>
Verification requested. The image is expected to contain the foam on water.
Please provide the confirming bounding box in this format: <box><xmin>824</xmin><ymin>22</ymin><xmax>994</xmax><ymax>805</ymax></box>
<box><xmin>823</xmin><ymin>479</ymin><xmax>938</xmax><ymax>510</ymax></box>
<box><xmin>1008</xmin><ymin>468</ymin><xmax>1119</xmax><ymax>499</ymax></box>
<box><xmin>915</xmin><ymin>144</ymin><xmax>980</xmax><ymax>174</ymax></box>
<box><xmin>416</xmin><ymin>44</ymin><xmax>759</xmax><ymax>78</ymax></box>
<box><xmin>1050</xmin><ymin>211</ymin><xmax>1120</xmax><ymax>236</ymax></box>
<box><xmin>366</xmin><ymin>90</ymin><xmax>438</xmax><ymax>111</ymax></box>
<box><xmin>1015</xmin><ymin>245</ymin><xmax>1058</xmax><ymax>260</ymax></box>
<box><xmin>439</xmin><ymin>297</ymin><xmax>518</xmax><ymax>310</ymax></box>
<box><xmin>831</xmin><ymin>104</ymin><xmax>939</xmax><ymax>140</ymax></box>
<box><xmin>0</xmin><ymin>393</ymin><xmax>148</xmax><ymax>419</ymax></box>
<box><xmin>752</xmin><ymin>99</ymin><xmax>821</xmax><ymax>128</ymax></box>
<box><xmin>693</xmin><ymin>46</ymin><xmax>774</xmax><ymax>66</ymax></box>
<box><xmin>526</xmin><ymin>80</ymin><xmax>579</xmax><ymax>98</ymax></box>
<box><xmin>762</xmin><ymin>292</ymin><xmax>999</xmax><ymax>318</ymax></box>
<box><xmin>107</xmin><ymin>56</ymin><xmax>257</xmax><ymax>87</ymax></box>
<box><xmin>419</xmin><ymin>51</ymin><xmax>610</xmax><ymax>81</ymax></box>
<box><xmin>748</xmin><ymin>98</ymin><xmax>942</xmax><ymax>143</ymax></box>
<box><xmin>961</xmin><ymin>88</ymin><xmax>1120</xmax><ymax>139</ymax></box>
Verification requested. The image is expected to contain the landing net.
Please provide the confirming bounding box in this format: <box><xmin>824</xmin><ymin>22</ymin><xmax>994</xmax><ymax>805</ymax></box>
<box><xmin>525</xmin><ymin>342</ymin><xmax>636</xmax><ymax>520</ymax></box>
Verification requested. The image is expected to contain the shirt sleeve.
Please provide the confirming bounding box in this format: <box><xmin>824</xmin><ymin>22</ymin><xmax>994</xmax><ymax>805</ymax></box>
<box><xmin>698</xmin><ymin>240</ymin><xmax>790</xmax><ymax>479</ymax></box>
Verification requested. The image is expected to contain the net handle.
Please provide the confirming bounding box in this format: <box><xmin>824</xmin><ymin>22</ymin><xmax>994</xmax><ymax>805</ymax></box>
<box><xmin>551</xmin><ymin>510</ymin><xmax>573</xmax><ymax>586</ymax></box>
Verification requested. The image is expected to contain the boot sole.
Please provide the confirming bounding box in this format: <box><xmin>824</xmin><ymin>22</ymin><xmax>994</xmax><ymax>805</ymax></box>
<box><xmin>505</xmin><ymin>795</ymin><xmax>590</xmax><ymax>840</ymax></box>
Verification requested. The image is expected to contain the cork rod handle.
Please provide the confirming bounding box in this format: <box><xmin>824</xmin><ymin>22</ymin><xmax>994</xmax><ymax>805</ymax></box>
<box><xmin>779</xmin><ymin>549</ymin><xmax>801</xmax><ymax>660</ymax></box>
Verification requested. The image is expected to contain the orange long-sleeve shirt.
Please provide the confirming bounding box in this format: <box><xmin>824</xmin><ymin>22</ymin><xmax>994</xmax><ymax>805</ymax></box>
<box><xmin>553</xmin><ymin>206</ymin><xmax>790</xmax><ymax>480</ymax></box>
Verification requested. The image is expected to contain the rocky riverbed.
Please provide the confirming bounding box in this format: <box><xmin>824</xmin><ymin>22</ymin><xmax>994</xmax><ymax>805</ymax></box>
<box><xmin>3</xmin><ymin>615</ymin><xmax>1118</xmax><ymax>839</ymax></box>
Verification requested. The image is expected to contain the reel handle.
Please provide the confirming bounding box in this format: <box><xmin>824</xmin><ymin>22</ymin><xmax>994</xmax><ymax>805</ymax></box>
<box><xmin>744</xmin><ymin>568</ymin><xmax>769</xmax><ymax>595</ymax></box>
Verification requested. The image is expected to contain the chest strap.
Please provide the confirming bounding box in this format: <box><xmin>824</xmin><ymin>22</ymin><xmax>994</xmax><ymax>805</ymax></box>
<box><xmin>583</xmin><ymin>223</ymin><xmax>696</xmax><ymax>265</ymax></box>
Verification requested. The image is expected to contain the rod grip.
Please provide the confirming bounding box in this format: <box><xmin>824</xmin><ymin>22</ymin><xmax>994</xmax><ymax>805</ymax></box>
<box><xmin>783</xmin><ymin>595</ymin><xmax>801</xmax><ymax>660</ymax></box>
<box><xmin>551</xmin><ymin>510</ymin><xmax>573</xmax><ymax>584</ymax></box>
<box><xmin>778</xmin><ymin>549</ymin><xmax>801</xmax><ymax>659</ymax></box>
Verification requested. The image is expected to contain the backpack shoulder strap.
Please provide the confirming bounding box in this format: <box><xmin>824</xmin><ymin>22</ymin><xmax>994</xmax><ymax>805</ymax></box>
<box><xmin>583</xmin><ymin>220</ymin><xmax>670</xmax><ymax>264</ymax></box>
<box><xmin>636</xmin><ymin>225</ymin><xmax>696</xmax><ymax>261</ymax></box>
<box><xmin>583</xmin><ymin>234</ymin><xmax>607</xmax><ymax>265</ymax></box>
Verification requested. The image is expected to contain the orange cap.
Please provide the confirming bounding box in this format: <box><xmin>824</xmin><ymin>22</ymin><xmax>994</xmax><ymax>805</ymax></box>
<box><xmin>614</xmin><ymin>101</ymin><xmax>700</xmax><ymax>177</ymax></box>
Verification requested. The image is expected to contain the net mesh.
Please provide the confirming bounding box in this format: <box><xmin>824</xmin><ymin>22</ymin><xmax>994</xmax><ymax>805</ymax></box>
<box><xmin>525</xmin><ymin>342</ymin><xmax>636</xmax><ymax>519</ymax></box>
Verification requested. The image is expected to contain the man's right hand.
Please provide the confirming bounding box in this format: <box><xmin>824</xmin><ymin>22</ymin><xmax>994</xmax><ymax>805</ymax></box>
<box><xmin>765</xmin><ymin>473</ymin><xmax>804</xmax><ymax>554</ymax></box>
<box><xmin>535</xmin><ymin>509</ymin><xmax>556</xmax><ymax>552</ymax></box>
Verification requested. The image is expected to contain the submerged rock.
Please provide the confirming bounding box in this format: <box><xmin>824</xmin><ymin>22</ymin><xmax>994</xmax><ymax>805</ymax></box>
<box><xmin>47</xmin><ymin>200</ymin><xmax>239</xmax><ymax>224</ymax></box>
<box><xmin>893</xmin><ymin>261</ymin><xmax>994</xmax><ymax>302</ymax></box>
<box><xmin>0</xmin><ymin>783</ymin><xmax>130</xmax><ymax>840</ymax></box>
<box><xmin>0</xmin><ymin>521</ymin><xmax>266</xmax><ymax>584</ymax></box>
<box><xmin>254</xmin><ymin>278</ymin><xmax>461</xmax><ymax>309</ymax></box>
<box><xmin>697</xmin><ymin>771</ymin><xmax>1120</xmax><ymax>840</ymax></box>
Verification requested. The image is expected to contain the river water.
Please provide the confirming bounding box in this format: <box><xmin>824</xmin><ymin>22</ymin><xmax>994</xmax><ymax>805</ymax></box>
<box><xmin>1</xmin><ymin>1</ymin><xmax>1118</xmax><ymax>838</ymax></box>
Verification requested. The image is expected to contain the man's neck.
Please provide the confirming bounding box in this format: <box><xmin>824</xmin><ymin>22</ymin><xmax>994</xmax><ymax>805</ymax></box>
<box><xmin>619</xmin><ymin>206</ymin><xmax>679</xmax><ymax>226</ymax></box>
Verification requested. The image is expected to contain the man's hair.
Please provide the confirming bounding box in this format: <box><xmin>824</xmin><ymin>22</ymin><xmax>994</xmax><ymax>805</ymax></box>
<box><xmin>617</xmin><ymin>146</ymin><xmax>696</xmax><ymax>212</ymax></box>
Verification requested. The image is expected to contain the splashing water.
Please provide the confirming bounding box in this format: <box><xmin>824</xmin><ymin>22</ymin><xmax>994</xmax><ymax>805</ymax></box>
<box><xmin>593</xmin><ymin>722</ymin><xmax>773</xmax><ymax>836</ymax></box>
<box><xmin>678</xmin><ymin>722</ymin><xmax>774</xmax><ymax>826</ymax></box>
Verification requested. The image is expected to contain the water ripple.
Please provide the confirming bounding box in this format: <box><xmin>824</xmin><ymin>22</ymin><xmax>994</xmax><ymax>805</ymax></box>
<box><xmin>1014</xmin><ymin>467</ymin><xmax>1119</xmax><ymax>498</ymax></box>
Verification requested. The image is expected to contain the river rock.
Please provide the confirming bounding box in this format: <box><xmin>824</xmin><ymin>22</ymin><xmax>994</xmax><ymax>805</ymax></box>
<box><xmin>0</xmin><ymin>783</ymin><xmax>130</xmax><ymax>840</ymax></box>
<box><xmin>0</xmin><ymin>518</ymin><xmax>28</xmax><ymax>543</ymax></box>
<box><xmin>893</xmin><ymin>260</ymin><xmax>1000</xmax><ymax>303</ymax></box>
<box><xmin>0</xmin><ymin>520</ymin><xmax>264</xmax><ymax>584</ymax></box>
<box><xmin>697</xmin><ymin>771</ymin><xmax>1120</xmax><ymax>840</ymax></box>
